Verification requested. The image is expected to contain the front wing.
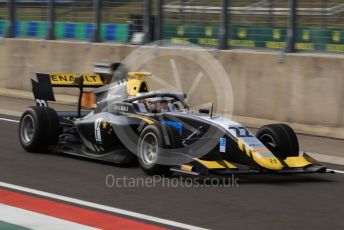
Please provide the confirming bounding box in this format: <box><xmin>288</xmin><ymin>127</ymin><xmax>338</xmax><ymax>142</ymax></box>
<box><xmin>171</xmin><ymin>152</ymin><xmax>330</xmax><ymax>176</ymax></box>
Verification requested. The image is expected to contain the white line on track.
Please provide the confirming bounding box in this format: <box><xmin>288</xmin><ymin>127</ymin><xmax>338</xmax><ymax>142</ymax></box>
<box><xmin>0</xmin><ymin>117</ymin><xmax>19</xmax><ymax>123</ymax></box>
<box><xmin>0</xmin><ymin>204</ymin><xmax>99</xmax><ymax>230</ymax></box>
<box><xmin>0</xmin><ymin>182</ymin><xmax>209</xmax><ymax>230</ymax></box>
<box><xmin>328</xmin><ymin>169</ymin><xmax>344</xmax><ymax>174</ymax></box>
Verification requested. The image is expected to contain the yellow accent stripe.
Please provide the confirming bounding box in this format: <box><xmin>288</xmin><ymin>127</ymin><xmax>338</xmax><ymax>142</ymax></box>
<box><xmin>238</xmin><ymin>138</ymin><xmax>244</xmax><ymax>151</ymax></box>
<box><xmin>128</xmin><ymin>115</ymin><xmax>155</xmax><ymax>124</ymax></box>
<box><xmin>238</xmin><ymin>139</ymin><xmax>253</xmax><ymax>157</ymax></box>
<box><xmin>181</xmin><ymin>165</ymin><xmax>193</xmax><ymax>172</ymax></box>
<box><xmin>194</xmin><ymin>159</ymin><xmax>237</xmax><ymax>169</ymax></box>
<box><xmin>128</xmin><ymin>71</ymin><xmax>152</xmax><ymax>79</ymax></box>
<box><xmin>223</xmin><ymin>160</ymin><xmax>237</xmax><ymax>169</ymax></box>
<box><xmin>194</xmin><ymin>159</ymin><xmax>225</xmax><ymax>169</ymax></box>
<box><xmin>243</xmin><ymin>145</ymin><xmax>251</xmax><ymax>157</ymax></box>
<box><xmin>284</xmin><ymin>156</ymin><xmax>312</xmax><ymax>168</ymax></box>
<box><xmin>246</xmin><ymin>147</ymin><xmax>251</xmax><ymax>156</ymax></box>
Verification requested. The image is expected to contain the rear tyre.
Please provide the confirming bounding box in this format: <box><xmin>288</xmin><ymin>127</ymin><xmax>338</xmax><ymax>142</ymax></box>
<box><xmin>138</xmin><ymin>124</ymin><xmax>182</xmax><ymax>176</ymax></box>
<box><xmin>45</xmin><ymin>107</ymin><xmax>60</xmax><ymax>145</ymax></box>
<box><xmin>256</xmin><ymin>124</ymin><xmax>299</xmax><ymax>159</ymax></box>
<box><xmin>19</xmin><ymin>106</ymin><xmax>60</xmax><ymax>152</ymax></box>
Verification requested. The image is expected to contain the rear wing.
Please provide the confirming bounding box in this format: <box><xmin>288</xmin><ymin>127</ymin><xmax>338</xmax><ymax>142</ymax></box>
<box><xmin>32</xmin><ymin>73</ymin><xmax>106</xmax><ymax>116</ymax></box>
<box><xmin>48</xmin><ymin>73</ymin><xmax>104</xmax><ymax>87</ymax></box>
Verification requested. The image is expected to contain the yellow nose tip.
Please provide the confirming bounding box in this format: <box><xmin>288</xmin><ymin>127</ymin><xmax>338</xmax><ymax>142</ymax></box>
<box><xmin>253</xmin><ymin>156</ymin><xmax>284</xmax><ymax>170</ymax></box>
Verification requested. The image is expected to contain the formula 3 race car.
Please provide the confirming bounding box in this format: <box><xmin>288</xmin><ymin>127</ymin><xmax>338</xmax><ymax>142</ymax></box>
<box><xmin>18</xmin><ymin>70</ymin><xmax>328</xmax><ymax>176</ymax></box>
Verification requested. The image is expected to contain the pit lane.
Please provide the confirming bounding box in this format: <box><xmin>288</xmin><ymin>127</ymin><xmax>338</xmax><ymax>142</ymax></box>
<box><xmin>0</xmin><ymin>113</ymin><xmax>344</xmax><ymax>230</ymax></box>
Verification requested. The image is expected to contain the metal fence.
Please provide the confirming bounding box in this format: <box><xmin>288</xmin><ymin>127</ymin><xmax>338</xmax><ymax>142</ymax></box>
<box><xmin>15</xmin><ymin>1</ymin><xmax>48</xmax><ymax>38</ymax></box>
<box><xmin>0</xmin><ymin>0</ymin><xmax>7</xmax><ymax>37</ymax></box>
<box><xmin>228</xmin><ymin>0</ymin><xmax>290</xmax><ymax>50</ymax></box>
<box><xmin>0</xmin><ymin>0</ymin><xmax>344</xmax><ymax>53</ymax></box>
<box><xmin>163</xmin><ymin>0</ymin><xmax>222</xmax><ymax>46</ymax></box>
<box><xmin>102</xmin><ymin>0</ymin><xmax>144</xmax><ymax>42</ymax></box>
<box><xmin>54</xmin><ymin>0</ymin><xmax>94</xmax><ymax>39</ymax></box>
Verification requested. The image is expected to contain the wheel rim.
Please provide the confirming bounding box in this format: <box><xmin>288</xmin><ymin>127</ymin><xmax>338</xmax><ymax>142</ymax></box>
<box><xmin>260</xmin><ymin>133</ymin><xmax>276</xmax><ymax>151</ymax></box>
<box><xmin>140</xmin><ymin>133</ymin><xmax>158</xmax><ymax>166</ymax></box>
<box><xmin>21</xmin><ymin>114</ymin><xmax>35</xmax><ymax>144</ymax></box>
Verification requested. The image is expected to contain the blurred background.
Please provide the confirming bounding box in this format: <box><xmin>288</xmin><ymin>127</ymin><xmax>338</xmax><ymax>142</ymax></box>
<box><xmin>0</xmin><ymin>0</ymin><xmax>343</xmax><ymax>136</ymax></box>
<box><xmin>0</xmin><ymin>0</ymin><xmax>343</xmax><ymax>53</ymax></box>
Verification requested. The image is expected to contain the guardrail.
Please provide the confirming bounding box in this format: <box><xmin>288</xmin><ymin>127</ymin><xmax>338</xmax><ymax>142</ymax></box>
<box><xmin>0</xmin><ymin>0</ymin><xmax>343</xmax><ymax>53</ymax></box>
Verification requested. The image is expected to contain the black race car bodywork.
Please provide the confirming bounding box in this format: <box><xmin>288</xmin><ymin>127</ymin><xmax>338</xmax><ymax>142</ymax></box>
<box><xmin>18</xmin><ymin>71</ymin><xmax>328</xmax><ymax>176</ymax></box>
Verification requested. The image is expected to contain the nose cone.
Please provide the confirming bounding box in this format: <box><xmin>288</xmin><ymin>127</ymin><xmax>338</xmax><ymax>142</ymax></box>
<box><xmin>238</xmin><ymin>138</ymin><xmax>284</xmax><ymax>170</ymax></box>
<box><xmin>252</xmin><ymin>153</ymin><xmax>284</xmax><ymax>170</ymax></box>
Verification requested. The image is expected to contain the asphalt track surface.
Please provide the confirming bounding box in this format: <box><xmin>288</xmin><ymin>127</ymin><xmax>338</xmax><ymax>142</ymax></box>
<box><xmin>1</xmin><ymin>113</ymin><xmax>344</xmax><ymax>229</ymax></box>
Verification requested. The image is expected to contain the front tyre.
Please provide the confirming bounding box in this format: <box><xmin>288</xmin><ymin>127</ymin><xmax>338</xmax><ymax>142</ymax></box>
<box><xmin>138</xmin><ymin>125</ymin><xmax>181</xmax><ymax>176</ymax></box>
<box><xmin>256</xmin><ymin>124</ymin><xmax>299</xmax><ymax>159</ymax></box>
<box><xmin>19</xmin><ymin>106</ymin><xmax>59</xmax><ymax>152</ymax></box>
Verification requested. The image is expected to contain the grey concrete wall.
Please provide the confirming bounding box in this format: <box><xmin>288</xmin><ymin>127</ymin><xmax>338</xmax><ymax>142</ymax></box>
<box><xmin>219</xmin><ymin>52</ymin><xmax>344</xmax><ymax>127</ymax></box>
<box><xmin>0</xmin><ymin>39</ymin><xmax>343</xmax><ymax>128</ymax></box>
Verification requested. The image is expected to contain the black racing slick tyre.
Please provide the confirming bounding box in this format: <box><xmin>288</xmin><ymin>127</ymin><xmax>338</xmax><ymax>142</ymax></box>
<box><xmin>19</xmin><ymin>106</ymin><xmax>60</xmax><ymax>152</ymax></box>
<box><xmin>138</xmin><ymin>124</ymin><xmax>182</xmax><ymax>176</ymax></box>
<box><xmin>256</xmin><ymin>124</ymin><xmax>299</xmax><ymax>159</ymax></box>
